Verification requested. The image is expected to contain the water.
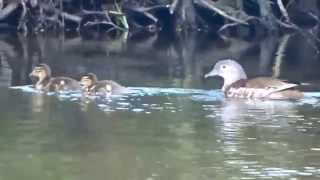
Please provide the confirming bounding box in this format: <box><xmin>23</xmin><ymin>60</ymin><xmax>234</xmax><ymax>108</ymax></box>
<box><xmin>0</xmin><ymin>32</ymin><xmax>320</xmax><ymax>179</ymax></box>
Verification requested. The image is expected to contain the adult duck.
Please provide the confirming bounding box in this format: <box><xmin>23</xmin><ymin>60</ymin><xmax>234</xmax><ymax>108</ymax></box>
<box><xmin>29</xmin><ymin>64</ymin><xmax>80</xmax><ymax>92</ymax></box>
<box><xmin>204</xmin><ymin>59</ymin><xmax>303</xmax><ymax>100</ymax></box>
<box><xmin>80</xmin><ymin>73</ymin><xmax>127</xmax><ymax>96</ymax></box>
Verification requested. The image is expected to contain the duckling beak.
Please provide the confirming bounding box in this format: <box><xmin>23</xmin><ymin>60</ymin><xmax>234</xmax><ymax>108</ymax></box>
<box><xmin>204</xmin><ymin>69</ymin><xmax>218</xmax><ymax>78</ymax></box>
<box><xmin>79</xmin><ymin>82</ymin><xmax>87</xmax><ymax>89</ymax></box>
<box><xmin>29</xmin><ymin>71</ymin><xmax>39</xmax><ymax>83</ymax></box>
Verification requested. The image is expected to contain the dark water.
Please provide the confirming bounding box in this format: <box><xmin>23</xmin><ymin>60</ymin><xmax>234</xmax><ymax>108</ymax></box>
<box><xmin>0</xmin><ymin>32</ymin><xmax>320</xmax><ymax>179</ymax></box>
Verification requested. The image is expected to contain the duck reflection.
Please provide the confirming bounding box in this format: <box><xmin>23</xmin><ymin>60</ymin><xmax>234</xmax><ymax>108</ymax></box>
<box><xmin>219</xmin><ymin>99</ymin><xmax>298</xmax><ymax>125</ymax></box>
<box><xmin>205</xmin><ymin>99</ymin><xmax>301</xmax><ymax>154</ymax></box>
<box><xmin>30</xmin><ymin>93</ymin><xmax>47</xmax><ymax>113</ymax></box>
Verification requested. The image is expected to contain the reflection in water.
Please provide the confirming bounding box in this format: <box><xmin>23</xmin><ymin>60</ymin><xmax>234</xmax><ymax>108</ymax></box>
<box><xmin>31</xmin><ymin>93</ymin><xmax>46</xmax><ymax>113</ymax></box>
<box><xmin>1</xmin><ymin>32</ymin><xmax>320</xmax><ymax>180</ymax></box>
<box><xmin>0</xmin><ymin>31</ymin><xmax>319</xmax><ymax>89</ymax></box>
<box><xmin>4</xmin><ymin>83</ymin><xmax>320</xmax><ymax>179</ymax></box>
<box><xmin>202</xmin><ymin>98</ymin><xmax>320</xmax><ymax>179</ymax></box>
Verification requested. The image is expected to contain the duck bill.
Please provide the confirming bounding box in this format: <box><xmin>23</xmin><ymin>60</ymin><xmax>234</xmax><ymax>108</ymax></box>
<box><xmin>29</xmin><ymin>72</ymin><xmax>39</xmax><ymax>84</ymax></box>
<box><xmin>204</xmin><ymin>69</ymin><xmax>218</xmax><ymax>78</ymax></box>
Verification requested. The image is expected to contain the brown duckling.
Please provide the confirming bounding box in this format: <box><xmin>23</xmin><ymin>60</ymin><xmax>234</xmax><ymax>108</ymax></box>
<box><xmin>204</xmin><ymin>59</ymin><xmax>303</xmax><ymax>100</ymax></box>
<box><xmin>80</xmin><ymin>73</ymin><xmax>127</xmax><ymax>96</ymax></box>
<box><xmin>29</xmin><ymin>64</ymin><xmax>80</xmax><ymax>92</ymax></box>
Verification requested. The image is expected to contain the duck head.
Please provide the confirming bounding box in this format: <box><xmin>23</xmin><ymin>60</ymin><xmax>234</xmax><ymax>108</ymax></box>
<box><xmin>29</xmin><ymin>64</ymin><xmax>51</xmax><ymax>88</ymax></box>
<box><xmin>80</xmin><ymin>73</ymin><xmax>98</xmax><ymax>90</ymax></box>
<box><xmin>204</xmin><ymin>59</ymin><xmax>247</xmax><ymax>91</ymax></box>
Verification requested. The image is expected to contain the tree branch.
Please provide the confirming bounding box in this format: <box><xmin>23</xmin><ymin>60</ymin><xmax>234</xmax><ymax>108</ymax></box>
<box><xmin>277</xmin><ymin>0</ymin><xmax>290</xmax><ymax>22</ymax></box>
<box><xmin>194</xmin><ymin>0</ymin><xmax>249</xmax><ymax>25</ymax></box>
<box><xmin>62</xmin><ymin>12</ymin><xmax>81</xmax><ymax>23</ymax></box>
<box><xmin>0</xmin><ymin>2</ymin><xmax>19</xmax><ymax>20</ymax></box>
<box><xmin>169</xmin><ymin>0</ymin><xmax>179</xmax><ymax>14</ymax></box>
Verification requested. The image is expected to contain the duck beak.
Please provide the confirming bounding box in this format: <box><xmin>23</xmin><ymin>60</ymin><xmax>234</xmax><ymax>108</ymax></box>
<box><xmin>204</xmin><ymin>69</ymin><xmax>218</xmax><ymax>78</ymax></box>
<box><xmin>29</xmin><ymin>71</ymin><xmax>38</xmax><ymax>83</ymax></box>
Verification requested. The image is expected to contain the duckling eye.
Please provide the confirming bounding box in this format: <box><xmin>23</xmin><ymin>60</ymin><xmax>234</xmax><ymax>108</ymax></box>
<box><xmin>221</xmin><ymin>65</ymin><xmax>227</xmax><ymax>69</ymax></box>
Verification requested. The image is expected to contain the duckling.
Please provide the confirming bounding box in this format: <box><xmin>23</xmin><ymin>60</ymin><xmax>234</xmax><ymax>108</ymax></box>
<box><xmin>29</xmin><ymin>64</ymin><xmax>80</xmax><ymax>92</ymax></box>
<box><xmin>204</xmin><ymin>59</ymin><xmax>303</xmax><ymax>100</ymax></box>
<box><xmin>80</xmin><ymin>73</ymin><xmax>127</xmax><ymax>96</ymax></box>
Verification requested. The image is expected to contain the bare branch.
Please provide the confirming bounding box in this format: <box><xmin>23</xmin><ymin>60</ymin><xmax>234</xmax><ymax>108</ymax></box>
<box><xmin>18</xmin><ymin>1</ymin><xmax>28</xmax><ymax>33</ymax></box>
<box><xmin>194</xmin><ymin>0</ymin><xmax>249</xmax><ymax>25</ymax></box>
<box><xmin>109</xmin><ymin>11</ymin><xmax>125</xmax><ymax>16</ymax></box>
<box><xmin>136</xmin><ymin>5</ymin><xmax>170</xmax><ymax>12</ymax></box>
<box><xmin>273</xmin><ymin>34</ymin><xmax>291</xmax><ymax>78</ymax></box>
<box><xmin>61</xmin><ymin>12</ymin><xmax>81</xmax><ymax>23</ymax></box>
<box><xmin>83</xmin><ymin>21</ymin><xmax>125</xmax><ymax>31</ymax></box>
<box><xmin>170</xmin><ymin>0</ymin><xmax>179</xmax><ymax>14</ymax></box>
<box><xmin>29</xmin><ymin>0</ymin><xmax>38</xmax><ymax>8</ymax></box>
<box><xmin>0</xmin><ymin>2</ymin><xmax>19</xmax><ymax>20</ymax></box>
<box><xmin>126</xmin><ymin>6</ymin><xmax>159</xmax><ymax>24</ymax></box>
<box><xmin>218</xmin><ymin>22</ymin><xmax>241</xmax><ymax>33</ymax></box>
<box><xmin>142</xmin><ymin>11</ymin><xmax>158</xmax><ymax>23</ymax></box>
<box><xmin>277</xmin><ymin>0</ymin><xmax>290</xmax><ymax>22</ymax></box>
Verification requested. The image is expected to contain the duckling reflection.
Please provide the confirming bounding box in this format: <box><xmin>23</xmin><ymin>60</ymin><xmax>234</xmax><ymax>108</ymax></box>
<box><xmin>80</xmin><ymin>73</ymin><xmax>127</xmax><ymax>97</ymax></box>
<box><xmin>31</xmin><ymin>93</ymin><xmax>46</xmax><ymax>113</ymax></box>
<box><xmin>29</xmin><ymin>64</ymin><xmax>80</xmax><ymax>92</ymax></box>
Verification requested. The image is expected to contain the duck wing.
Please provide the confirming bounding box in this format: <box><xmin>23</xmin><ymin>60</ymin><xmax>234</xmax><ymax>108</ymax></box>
<box><xmin>245</xmin><ymin>77</ymin><xmax>298</xmax><ymax>93</ymax></box>
<box><xmin>226</xmin><ymin>77</ymin><xmax>300</xmax><ymax>99</ymax></box>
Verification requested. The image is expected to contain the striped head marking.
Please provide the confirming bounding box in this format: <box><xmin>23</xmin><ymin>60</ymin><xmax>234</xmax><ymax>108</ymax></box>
<box><xmin>29</xmin><ymin>64</ymin><xmax>51</xmax><ymax>82</ymax></box>
<box><xmin>80</xmin><ymin>73</ymin><xmax>97</xmax><ymax>89</ymax></box>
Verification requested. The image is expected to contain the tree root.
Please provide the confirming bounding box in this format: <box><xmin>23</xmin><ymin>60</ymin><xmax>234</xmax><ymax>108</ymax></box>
<box><xmin>0</xmin><ymin>0</ymin><xmax>317</xmax><ymax>44</ymax></box>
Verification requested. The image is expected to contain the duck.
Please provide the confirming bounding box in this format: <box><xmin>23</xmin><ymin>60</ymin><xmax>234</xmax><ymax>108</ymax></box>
<box><xmin>204</xmin><ymin>59</ymin><xmax>303</xmax><ymax>100</ymax></box>
<box><xmin>80</xmin><ymin>73</ymin><xmax>127</xmax><ymax>97</ymax></box>
<box><xmin>29</xmin><ymin>63</ymin><xmax>80</xmax><ymax>92</ymax></box>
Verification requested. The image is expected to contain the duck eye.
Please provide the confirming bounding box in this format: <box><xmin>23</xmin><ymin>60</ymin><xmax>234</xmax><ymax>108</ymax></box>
<box><xmin>221</xmin><ymin>65</ymin><xmax>227</xmax><ymax>69</ymax></box>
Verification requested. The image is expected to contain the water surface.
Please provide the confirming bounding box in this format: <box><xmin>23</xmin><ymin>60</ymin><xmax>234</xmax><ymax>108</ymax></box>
<box><xmin>0</xmin><ymin>32</ymin><xmax>320</xmax><ymax>179</ymax></box>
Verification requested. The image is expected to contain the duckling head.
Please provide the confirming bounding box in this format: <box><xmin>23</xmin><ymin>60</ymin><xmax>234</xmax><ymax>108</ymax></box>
<box><xmin>80</xmin><ymin>73</ymin><xmax>98</xmax><ymax>90</ymax></box>
<box><xmin>29</xmin><ymin>63</ymin><xmax>52</xmax><ymax>84</ymax></box>
<box><xmin>204</xmin><ymin>59</ymin><xmax>247</xmax><ymax>91</ymax></box>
